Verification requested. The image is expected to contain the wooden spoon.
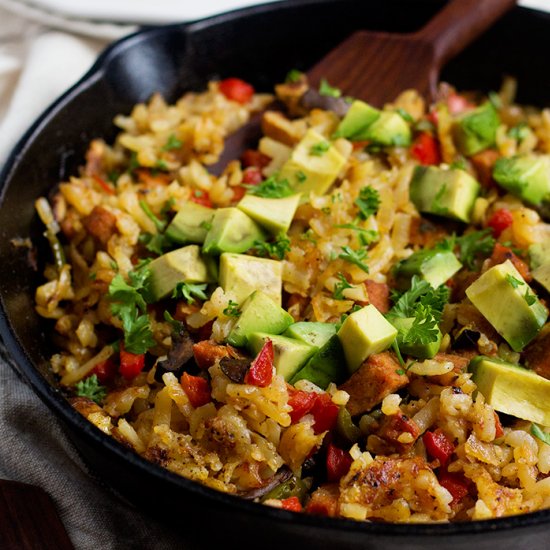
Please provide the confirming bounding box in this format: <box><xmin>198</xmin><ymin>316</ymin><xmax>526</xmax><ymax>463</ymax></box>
<box><xmin>210</xmin><ymin>0</ymin><xmax>516</xmax><ymax>174</ymax></box>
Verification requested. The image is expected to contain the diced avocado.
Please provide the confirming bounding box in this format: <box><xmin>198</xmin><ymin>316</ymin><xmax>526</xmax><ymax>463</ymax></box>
<box><xmin>409</xmin><ymin>165</ymin><xmax>481</xmax><ymax>222</ymax></box>
<box><xmin>353</xmin><ymin>111</ymin><xmax>411</xmax><ymax>147</ymax></box>
<box><xmin>452</xmin><ymin>101</ymin><xmax>500</xmax><ymax>156</ymax></box>
<box><xmin>333</xmin><ymin>100</ymin><xmax>380</xmax><ymax>139</ymax></box>
<box><xmin>393</xmin><ymin>247</ymin><xmax>462</xmax><ymax>290</ymax></box>
<box><xmin>202</xmin><ymin>207</ymin><xmax>266</xmax><ymax>255</ymax></box>
<box><xmin>165</xmin><ymin>201</ymin><xmax>213</xmax><ymax>244</ymax></box>
<box><xmin>469</xmin><ymin>355</ymin><xmax>550</xmax><ymax>426</ymax></box>
<box><xmin>391</xmin><ymin>316</ymin><xmax>442</xmax><ymax>359</ymax></box>
<box><xmin>226</xmin><ymin>291</ymin><xmax>294</xmax><ymax>348</ymax></box>
<box><xmin>493</xmin><ymin>154</ymin><xmax>550</xmax><ymax>206</ymax></box>
<box><xmin>279</xmin><ymin>129</ymin><xmax>346</xmax><ymax>195</ymax></box>
<box><xmin>337</xmin><ymin>304</ymin><xmax>398</xmax><ymax>373</ymax></box>
<box><xmin>528</xmin><ymin>242</ymin><xmax>550</xmax><ymax>270</ymax></box>
<box><xmin>284</xmin><ymin>322</ymin><xmax>337</xmax><ymax>349</ymax></box>
<box><xmin>248</xmin><ymin>332</ymin><xmax>316</xmax><ymax>381</ymax></box>
<box><xmin>290</xmin><ymin>334</ymin><xmax>346</xmax><ymax>389</ymax></box>
<box><xmin>219</xmin><ymin>253</ymin><xmax>282</xmax><ymax>305</ymax></box>
<box><xmin>465</xmin><ymin>259</ymin><xmax>548</xmax><ymax>352</ymax></box>
<box><xmin>237</xmin><ymin>193</ymin><xmax>301</xmax><ymax>234</ymax></box>
<box><xmin>146</xmin><ymin>245</ymin><xmax>214</xmax><ymax>302</ymax></box>
<box><xmin>532</xmin><ymin>263</ymin><xmax>550</xmax><ymax>293</ymax></box>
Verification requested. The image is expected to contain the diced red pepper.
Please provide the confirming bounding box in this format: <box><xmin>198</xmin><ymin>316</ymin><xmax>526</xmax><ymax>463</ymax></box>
<box><xmin>326</xmin><ymin>443</ymin><xmax>353</xmax><ymax>482</ymax></box>
<box><xmin>487</xmin><ymin>208</ymin><xmax>513</xmax><ymax>238</ymax></box>
<box><xmin>119</xmin><ymin>347</ymin><xmax>145</xmax><ymax>380</ymax></box>
<box><xmin>92</xmin><ymin>174</ymin><xmax>116</xmax><ymax>195</ymax></box>
<box><xmin>438</xmin><ymin>470</ymin><xmax>470</xmax><ymax>505</ymax></box>
<box><xmin>241</xmin><ymin>149</ymin><xmax>271</xmax><ymax>169</ymax></box>
<box><xmin>288</xmin><ymin>388</ymin><xmax>317</xmax><ymax>423</ymax></box>
<box><xmin>91</xmin><ymin>358</ymin><xmax>117</xmax><ymax>384</ymax></box>
<box><xmin>244</xmin><ymin>340</ymin><xmax>274</xmax><ymax>387</ymax></box>
<box><xmin>280</xmin><ymin>496</ymin><xmax>302</xmax><ymax>512</ymax></box>
<box><xmin>231</xmin><ymin>185</ymin><xmax>247</xmax><ymax>203</ymax></box>
<box><xmin>426</xmin><ymin>109</ymin><xmax>438</xmax><ymax>126</ymax></box>
<box><xmin>423</xmin><ymin>429</ymin><xmax>455</xmax><ymax>466</ymax></box>
<box><xmin>447</xmin><ymin>93</ymin><xmax>474</xmax><ymax>115</ymax></box>
<box><xmin>190</xmin><ymin>189</ymin><xmax>212</xmax><ymax>208</ymax></box>
<box><xmin>310</xmin><ymin>393</ymin><xmax>339</xmax><ymax>434</ymax></box>
<box><xmin>411</xmin><ymin>132</ymin><xmax>441</xmax><ymax>166</ymax></box>
<box><xmin>219</xmin><ymin>77</ymin><xmax>255</xmax><ymax>104</ymax></box>
<box><xmin>242</xmin><ymin>167</ymin><xmax>263</xmax><ymax>185</ymax></box>
<box><xmin>494</xmin><ymin>411</ymin><xmax>504</xmax><ymax>439</ymax></box>
<box><xmin>181</xmin><ymin>372</ymin><xmax>211</xmax><ymax>407</ymax></box>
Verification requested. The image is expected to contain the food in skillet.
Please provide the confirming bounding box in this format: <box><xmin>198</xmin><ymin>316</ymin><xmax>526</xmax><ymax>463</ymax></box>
<box><xmin>34</xmin><ymin>73</ymin><xmax>550</xmax><ymax>522</ymax></box>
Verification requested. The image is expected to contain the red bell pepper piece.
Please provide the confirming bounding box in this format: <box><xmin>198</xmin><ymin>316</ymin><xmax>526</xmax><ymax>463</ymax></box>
<box><xmin>92</xmin><ymin>174</ymin><xmax>116</xmax><ymax>195</ymax></box>
<box><xmin>231</xmin><ymin>186</ymin><xmax>247</xmax><ymax>203</ymax></box>
<box><xmin>423</xmin><ymin>429</ymin><xmax>455</xmax><ymax>466</ymax></box>
<box><xmin>487</xmin><ymin>208</ymin><xmax>513</xmax><ymax>237</ymax></box>
<box><xmin>244</xmin><ymin>340</ymin><xmax>274</xmax><ymax>387</ymax></box>
<box><xmin>288</xmin><ymin>388</ymin><xmax>317</xmax><ymax>423</ymax></box>
<box><xmin>326</xmin><ymin>443</ymin><xmax>353</xmax><ymax>482</ymax></box>
<box><xmin>190</xmin><ymin>189</ymin><xmax>212</xmax><ymax>208</ymax></box>
<box><xmin>219</xmin><ymin>77</ymin><xmax>255</xmax><ymax>104</ymax></box>
<box><xmin>241</xmin><ymin>149</ymin><xmax>271</xmax><ymax>169</ymax></box>
<box><xmin>411</xmin><ymin>132</ymin><xmax>441</xmax><ymax>166</ymax></box>
<box><xmin>119</xmin><ymin>347</ymin><xmax>145</xmax><ymax>380</ymax></box>
<box><xmin>438</xmin><ymin>470</ymin><xmax>470</xmax><ymax>505</ymax></box>
<box><xmin>447</xmin><ymin>93</ymin><xmax>474</xmax><ymax>115</ymax></box>
<box><xmin>242</xmin><ymin>167</ymin><xmax>263</xmax><ymax>185</ymax></box>
<box><xmin>494</xmin><ymin>411</ymin><xmax>504</xmax><ymax>439</ymax></box>
<box><xmin>91</xmin><ymin>358</ymin><xmax>117</xmax><ymax>384</ymax></box>
<box><xmin>280</xmin><ymin>496</ymin><xmax>302</xmax><ymax>512</ymax></box>
<box><xmin>310</xmin><ymin>393</ymin><xmax>339</xmax><ymax>434</ymax></box>
<box><xmin>181</xmin><ymin>372</ymin><xmax>211</xmax><ymax>408</ymax></box>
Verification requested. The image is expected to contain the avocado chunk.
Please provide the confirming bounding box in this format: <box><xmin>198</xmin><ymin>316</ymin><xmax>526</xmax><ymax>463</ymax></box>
<box><xmin>248</xmin><ymin>332</ymin><xmax>316</xmax><ymax>382</ymax></box>
<box><xmin>452</xmin><ymin>101</ymin><xmax>500</xmax><ymax>156</ymax></box>
<box><xmin>391</xmin><ymin>316</ymin><xmax>442</xmax><ymax>359</ymax></box>
<box><xmin>226</xmin><ymin>291</ymin><xmax>294</xmax><ymax>348</ymax></box>
<box><xmin>279</xmin><ymin>129</ymin><xmax>346</xmax><ymax>195</ymax></box>
<box><xmin>353</xmin><ymin>111</ymin><xmax>411</xmax><ymax>147</ymax></box>
<box><xmin>409</xmin><ymin>165</ymin><xmax>481</xmax><ymax>222</ymax></box>
<box><xmin>219</xmin><ymin>253</ymin><xmax>282</xmax><ymax>306</ymax></box>
<box><xmin>202</xmin><ymin>207</ymin><xmax>266</xmax><ymax>255</ymax></box>
<box><xmin>290</xmin><ymin>334</ymin><xmax>346</xmax><ymax>389</ymax></box>
<box><xmin>493</xmin><ymin>154</ymin><xmax>550</xmax><ymax>206</ymax></box>
<box><xmin>146</xmin><ymin>244</ymin><xmax>214</xmax><ymax>302</ymax></box>
<box><xmin>393</xmin><ymin>247</ymin><xmax>462</xmax><ymax>290</ymax></box>
<box><xmin>465</xmin><ymin>259</ymin><xmax>548</xmax><ymax>352</ymax></box>
<box><xmin>469</xmin><ymin>356</ymin><xmax>550</xmax><ymax>426</ymax></box>
<box><xmin>337</xmin><ymin>304</ymin><xmax>398</xmax><ymax>373</ymax></box>
<box><xmin>165</xmin><ymin>201</ymin><xmax>214</xmax><ymax>244</ymax></box>
<box><xmin>237</xmin><ymin>193</ymin><xmax>301</xmax><ymax>234</ymax></box>
<box><xmin>284</xmin><ymin>322</ymin><xmax>337</xmax><ymax>349</ymax></box>
<box><xmin>532</xmin><ymin>263</ymin><xmax>550</xmax><ymax>294</ymax></box>
<box><xmin>333</xmin><ymin>100</ymin><xmax>380</xmax><ymax>139</ymax></box>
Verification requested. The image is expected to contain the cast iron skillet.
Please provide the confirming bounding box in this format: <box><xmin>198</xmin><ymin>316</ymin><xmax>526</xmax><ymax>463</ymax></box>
<box><xmin>1</xmin><ymin>1</ymin><xmax>549</xmax><ymax>548</ymax></box>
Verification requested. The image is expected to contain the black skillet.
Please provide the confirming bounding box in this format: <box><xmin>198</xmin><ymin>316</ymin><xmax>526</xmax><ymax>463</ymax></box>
<box><xmin>0</xmin><ymin>1</ymin><xmax>549</xmax><ymax>548</ymax></box>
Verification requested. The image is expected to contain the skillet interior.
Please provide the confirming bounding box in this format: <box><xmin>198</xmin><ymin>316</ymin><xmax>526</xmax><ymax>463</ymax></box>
<box><xmin>0</xmin><ymin>1</ymin><xmax>549</xmax><ymax>548</ymax></box>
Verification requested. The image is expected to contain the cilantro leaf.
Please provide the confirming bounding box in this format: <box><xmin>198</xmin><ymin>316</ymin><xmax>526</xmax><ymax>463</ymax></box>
<box><xmin>319</xmin><ymin>79</ymin><xmax>342</xmax><ymax>98</ymax></box>
<box><xmin>508</xmin><ymin>122</ymin><xmax>529</xmax><ymax>142</ymax></box>
<box><xmin>253</xmin><ymin>233</ymin><xmax>291</xmax><ymax>260</ymax></box>
<box><xmin>455</xmin><ymin>229</ymin><xmax>495</xmax><ymax>270</ymax></box>
<box><xmin>285</xmin><ymin>69</ymin><xmax>303</xmax><ymax>83</ymax></box>
<box><xmin>172</xmin><ymin>282</ymin><xmax>208</xmax><ymax>304</ymax></box>
<box><xmin>139</xmin><ymin>232</ymin><xmax>171</xmax><ymax>256</ymax></box>
<box><xmin>334</xmin><ymin>223</ymin><xmax>379</xmax><ymax>246</ymax></box>
<box><xmin>354</xmin><ymin>186</ymin><xmax>380</xmax><ymax>220</ymax></box>
<box><xmin>75</xmin><ymin>374</ymin><xmax>107</xmax><ymax>404</ymax></box>
<box><xmin>163</xmin><ymin>310</ymin><xmax>183</xmax><ymax>332</ymax></box>
<box><xmin>139</xmin><ymin>200</ymin><xmax>166</xmax><ymax>232</ymax></box>
<box><xmin>244</xmin><ymin>174</ymin><xmax>293</xmax><ymax>198</ymax></box>
<box><xmin>402</xmin><ymin>304</ymin><xmax>439</xmax><ymax>344</ymax></box>
<box><xmin>223</xmin><ymin>300</ymin><xmax>241</xmax><ymax>317</ymax></box>
<box><xmin>506</xmin><ymin>274</ymin><xmax>524</xmax><ymax>289</ymax></box>
<box><xmin>332</xmin><ymin>272</ymin><xmax>353</xmax><ymax>300</ymax></box>
<box><xmin>339</xmin><ymin>246</ymin><xmax>369</xmax><ymax>273</ymax></box>
<box><xmin>310</xmin><ymin>141</ymin><xmax>331</xmax><ymax>156</ymax></box>
<box><xmin>524</xmin><ymin>290</ymin><xmax>537</xmax><ymax>306</ymax></box>
<box><xmin>531</xmin><ymin>423</ymin><xmax>550</xmax><ymax>445</ymax></box>
<box><xmin>162</xmin><ymin>134</ymin><xmax>183</xmax><ymax>151</ymax></box>
<box><xmin>122</xmin><ymin>314</ymin><xmax>156</xmax><ymax>354</ymax></box>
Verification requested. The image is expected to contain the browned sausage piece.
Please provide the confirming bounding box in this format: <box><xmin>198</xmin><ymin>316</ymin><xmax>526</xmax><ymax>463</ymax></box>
<box><xmin>339</xmin><ymin>352</ymin><xmax>408</xmax><ymax>417</ymax></box>
<box><xmin>83</xmin><ymin>205</ymin><xmax>117</xmax><ymax>245</ymax></box>
<box><xmin>364</xmin><ymin>280</ymin><xmax>391</xmax><ymax>313</ymax></box>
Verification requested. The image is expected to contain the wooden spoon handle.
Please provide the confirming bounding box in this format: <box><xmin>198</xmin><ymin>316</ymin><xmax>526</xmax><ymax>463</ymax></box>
<box><xmin>417</xmin><ymin>0</ymin><xmax>517</xmax><ymax>68</ymax></box>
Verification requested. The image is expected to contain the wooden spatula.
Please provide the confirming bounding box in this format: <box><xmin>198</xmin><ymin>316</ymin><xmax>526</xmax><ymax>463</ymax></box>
<box><xmin>210</xmin><ymin>0</ymin><xmax>515</xmax><ymax>174</ymax></box>
<box><xmin>307</xmin><ymin>0</ymin><xmax>517</xmax><ymax>107</ymax></box>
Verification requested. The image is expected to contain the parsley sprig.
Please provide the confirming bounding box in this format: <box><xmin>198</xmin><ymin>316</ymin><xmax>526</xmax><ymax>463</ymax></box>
<box><xmin>339</xmin><ymin>246</ymin><xmax>369</xmax><ymax>273</ymax></box>
<box><xmin>172</xmin><ymin>282</ymin><xmax>208</xmax><ymax>304</ymax></box>
<box><xmin>223</xmin><ymin>300</ymin><xmax>241</xmax><ymax>317</ymax></box>
<box><xmin>455</xmin><ymin>229</ymin><xmax>495</xmax><ymax>270</ymax></box>
<box><xmin>354</xmin><ymin>186</ymin><xmax>381</xmax><ymax>220</ymax></box>
<box><xmin>244</xmin><ymin>174</ymin><xmax>293</xmax><ymax>198</ymax></box>
<box><xmin>75</xmin><ymin>374</ymin><xmax>107</xmax><ymax>405</ymax></box>
<box><xmin>319</xmin><ymin>79</ymin><xmax>342</xmax><ymax>98</ymax></box>
<box><xmin>253</xmin><ymin>233</ymin><xmax>291</xmax><ymax>260</ymax></box>
<box><xmin>332</xmin><ymin>273</ymin><xmax>353</xmax><ymax>300</ymax></box>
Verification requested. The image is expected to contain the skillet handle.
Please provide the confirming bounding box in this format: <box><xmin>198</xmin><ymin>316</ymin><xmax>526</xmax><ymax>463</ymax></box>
<box><xmin>416</xmin><ymin>0</ymin><xmax>517</xmax><ymax>68</ymax></box>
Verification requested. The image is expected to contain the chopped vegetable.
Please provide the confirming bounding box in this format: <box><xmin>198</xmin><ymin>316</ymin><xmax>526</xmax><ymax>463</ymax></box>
<box><xmin>119</xmin><ymin>347</ymin><xmax>145</xmax><ymax>380</ymax></box>
<box><xmin>280</xmin><ymin>496</ymin><xmax>303</xmax><ymax>511</ymax></box>
<box><xmin>288</xmin><ymin>388</ymin><xmax>317</xmax><ymax>423</ymax></box>
<box><xmin>487</xmin><ymin>208</ymin><xmax>513</xmax><ymax>237</ymax></box>
<box><xmin>326</xmin><ymin>443</ymin><xmax>353</xmax><ymax>482</ymax></box>
<box><xmin>181</xmin><ymin>372</ymin><xmax>211</xmax><ymax>407</ymax></box>
<box><xmin>172</xmin><ymin>282</ymin><xmax>209</xmax><ymax>304</ymax></box>
<box><xmin>319</xmin><ymin>79</ymin><xmax>342</xmax><ymax>98</ymax></box>
<box><xmin>219</xmin><ymin>77</ymin><xmax>254</xmax><ymax>104</ymax></box>
<box><xmin>253</xmin><ymin>233</ymin><xmax>291</xmax><ymax>260</ymax></box>
<box><xmin>244</xmin><ymin>175</ymin><xmax>293</xmax><ymax>198</ymax></box>
<box><xmin>75</xmin><ymin>374</ymin><xmax>107</xmax><ymax>404</ymax></box>
<box><xmin>354</xmin><ymin>186</ymin><xmax>381</xmax><ymax>220</ymax></box>
<box><xmin>244</xmin><ymin>339</ymin><xmax>274</xmax><ymax>387</ymax></box>
<box><xmin>423</xmin><ymin>429</ymin><xmax>455</xmax><ymax>466</ymax></box>
<box><xmin>310</xmin><ymin>393</ymin><xmax>339</xmax><ymax>434</ymax></box>
<box><xmin>410</xmin><ymin>132</ymin><xmax>441</xmax><ymax>165</ymax></box>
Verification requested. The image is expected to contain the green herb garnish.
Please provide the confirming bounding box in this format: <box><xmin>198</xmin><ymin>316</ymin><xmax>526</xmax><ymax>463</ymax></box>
<box><xmin>319</xmin><ymin>78</ymin><xmax>342</xmax><ymax>98</ymax></box>
<box><xmin>75</xmin><ymin>374</ymin><xmax>107</xmax><ymax>405</ymax></box>
<box><xmin>139</xmin><ymin>200</ymin><xmax>166</xmax><ymax>232</ymax></box>
<box><xmin>506</xmin><ymin>274</ymin><xmax>524</xmax><ymax>289</ymax></box>
<box><xmin>310</xmin><ymin>141</ymin><xmax>331</xmax><ymax>156</ymax></box>
<box><xmin>253</xmin><ymin>233</ymin><xmax>291</xmax><ymax>260</ymax></box>
<box><xmin>244</xmin><ymin>174</ymin><xmax>293</xmax><ymax>198</ymax></box>
<box><xmin>354</xmin><ymin>186</ymin><xmax>380</xmax><ymax>220</ymax></box>
<box><xmin>162</xmin><ymin>134</ymin><xmax>183</xmax><ymax>151</ymax></box>
<box><xmin>285</xmin><ymin>69</ymin><xmax>303</xmax><ymax>83</ymax></box>
<box><xmin>172</xmin><ymin>282</ymin><xmax>208</xmax><ymax>304</ymax></box>
<box><xmin>338</xmin><ymin>246</ymin><xmax>369</xmax><ymax>273</ymax></box>
<box><xmin>531</xmin><ymin>423</ymin><xmax>550</xmax><ymax>445</ymax></box>
<box><xmin>332</xmin><ymin>272</ymin><xmax>353</xmax><ymax>300</ymax></box>
<box><xmin>455</xmin><ymin>229</ymin><xmax>495</xmax><ymax>270</ymax></box>
<box><xmin>223</xmin><ymin>300</ymin><xmax>241</xmax><ymax>318</ymax></box>
<box><xmin>396</xmin><ymin>108</ymin><xmax>414</xmax><ymax>123</ymax></box>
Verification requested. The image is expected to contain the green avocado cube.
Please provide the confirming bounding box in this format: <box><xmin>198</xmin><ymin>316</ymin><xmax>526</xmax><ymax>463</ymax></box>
<box><xmin>247</xmin><ymin>332</ymin><xmax>316</xmax><ymax>382</ymax></box>
<box><xmin>219</xmin><ymin>253</ymin><xmax>282</xmax><ymax>305</ymax></box>
<box><xmin>469</xmin><ymin>356</ymin><xmax>550</xmax><ymax>426</ymax></box>
<box><xmin>290</xmin><ymin>334</ymin><xmax>346</xmax><ymax>389</ymax></box>
<box><xmin>226</xmin><ymin>291</ymin><xmax>294</xmax><ymax>348</ymax></box>
<box><xmin>237</xmin><ymin>193</ymin><xmax>301</xmax><ymax>234</ymax></box>
<box><xmin>528</xmin><ymin>242</ymin><xmax>550</xmax><ymax>270</ymax></box>
<box><xmin>409</xmin><ymin>165</ymin><xmax>481</xmax><ymax>223</ymax></box>
<box><xmin>284</xmin><ymin>321</ymin><xmax>337</xmax><ymax>349</ymax></box>
<box><xmin>391</xmin><ymin>316</ymin><xmax>442</xmax><ymax>359</ymax></box>
<box><xmin>393</xmin><ymin>247</ymin><xmax>462</xmax><ymax>290</ymax></box>
<box><xmin>532</xmin><ymin>263</ymin><xmax>550</xmax><ymax>294</ymax></box>
<box><xmin>202</xmin><ymin>207</ymin><xmax>266</xmax><ymax>255</ymax></box>
<box><xmin>353</xmin><ymin>111</ymin><xmax>411</xmax><ymax>147</ymax></box>
<box><xmin>165</xmin><ymin>201</ymin><xmax>214</xmax><ymax>244</ymax></box>
<box><xmin>465</xmin><ymin>259</ymin><xmax>548</xmax><ymax>352</ymax></box>
<box><xmin>493</xmin><ymin>154</ymin><xmax>550</xmax><ymax>206</ymax></box>
<box><xmin>333</xmin><ymin>100</ymin><xmax>380</xmax><ymax>139</ymax></box>
<box><xmin>452</xmin><ymin>101</ymin><xmax>500</xmax><ymax>156</ymax></box>
<box><xmin>337</xmin><ymin>304</ymin><xmax>398</xmax><ymax>373</ymax></box>
<box><xmin>146</xmin><ymin>245</ymin><xmax>214</xmax><ymax>302</ymax></box>
<box><xmin>279</xmin><ymin>129</ymin><xmax>346</xmax><ymax>195</ymax></box>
